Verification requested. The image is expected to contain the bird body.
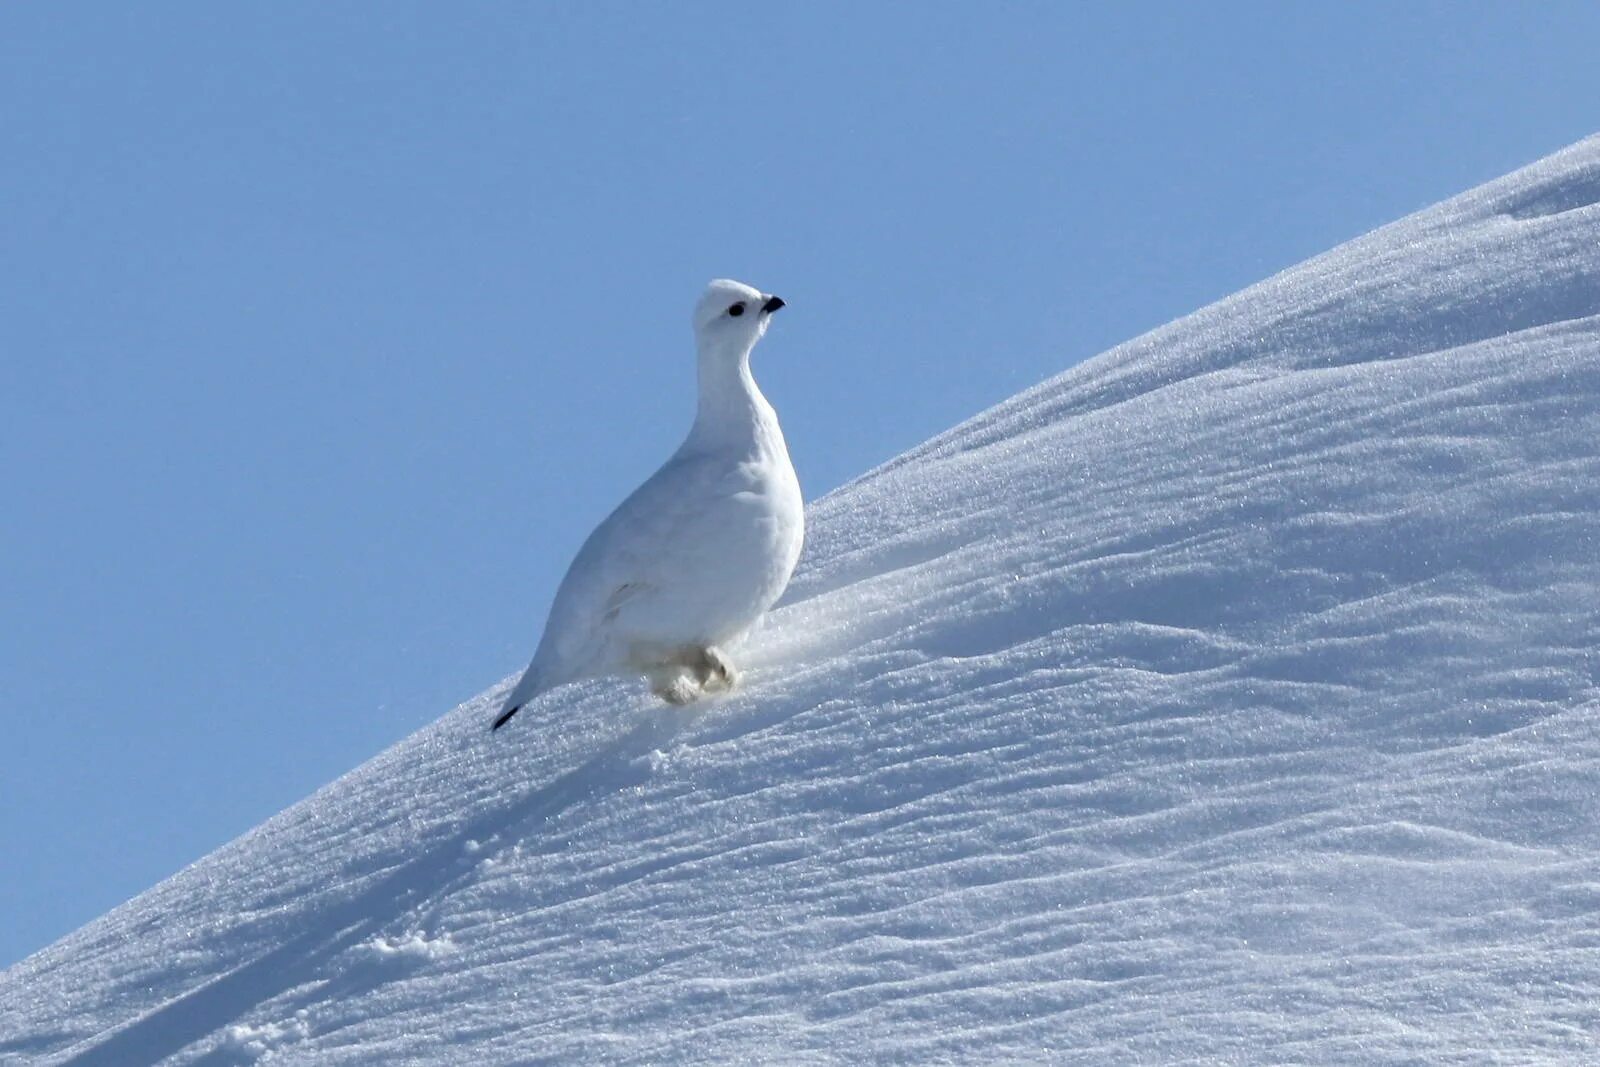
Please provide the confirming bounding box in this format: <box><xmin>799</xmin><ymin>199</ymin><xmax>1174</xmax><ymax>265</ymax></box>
<box><xmin>493</xmin><ymin>280</ymin><xmax>802</xmax><ymax>729</ymax></box>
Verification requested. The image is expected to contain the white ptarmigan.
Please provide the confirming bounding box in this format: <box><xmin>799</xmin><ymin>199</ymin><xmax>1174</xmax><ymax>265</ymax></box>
<box><xmin>492</xmin><ymin>279</ymin><xmax>804</xmax><ymax>730</ymax></box>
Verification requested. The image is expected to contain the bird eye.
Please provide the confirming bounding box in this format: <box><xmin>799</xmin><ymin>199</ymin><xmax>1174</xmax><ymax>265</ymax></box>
<box><xmin>727</xmin><ymin>302</ymin><xmax>746</xmax><ymax>317</ymax></box>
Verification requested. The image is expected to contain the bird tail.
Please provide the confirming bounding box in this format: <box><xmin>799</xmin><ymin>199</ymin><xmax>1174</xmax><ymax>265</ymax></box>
<box><xmin>491</xmin><ymin>664</ymin><xmax>544</xmax><ymax>732</ymax></box>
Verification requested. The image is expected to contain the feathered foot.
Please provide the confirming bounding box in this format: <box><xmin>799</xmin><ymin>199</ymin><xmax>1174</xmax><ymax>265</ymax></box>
<box><xmin>648</xmin><ymin>663</ymin><xmax>700</xmax><ymax>705</ymax></box>
<box><xmin>646</xmin><ymin>646</ymin><xmax>739</xmax><ymax>705</ymax></box>
<box><xmin>693</xmin><ymin>646</ymin><xmax>739</xmax><ymax>694</ymax></box>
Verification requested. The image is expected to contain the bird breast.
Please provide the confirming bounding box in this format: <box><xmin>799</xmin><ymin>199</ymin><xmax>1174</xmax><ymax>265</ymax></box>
<box><xmin>684</xmin><ymin>456</ymin><xmax>802</xmax><ymax>629</ymax></box>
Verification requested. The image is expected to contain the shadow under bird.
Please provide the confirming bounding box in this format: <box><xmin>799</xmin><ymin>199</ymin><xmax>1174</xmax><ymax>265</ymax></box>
<box><xmin>492</xmin><ymin>280</ymin><xmax>803</xmax><ymax>731</ymax></box>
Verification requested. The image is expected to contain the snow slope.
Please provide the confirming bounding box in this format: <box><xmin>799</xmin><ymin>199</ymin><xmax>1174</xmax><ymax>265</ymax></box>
<box><xmin>5</xmin><ymin>138</ymin><xmax>1600</xmax><ymax>1065</ymax></box>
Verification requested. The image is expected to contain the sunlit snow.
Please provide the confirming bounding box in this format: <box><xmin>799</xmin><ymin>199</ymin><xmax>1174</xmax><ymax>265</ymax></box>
<box><xmin>4</xmin><ymin>137</ymin><xmax>1599</xmax><ymax>1065</ymax></box>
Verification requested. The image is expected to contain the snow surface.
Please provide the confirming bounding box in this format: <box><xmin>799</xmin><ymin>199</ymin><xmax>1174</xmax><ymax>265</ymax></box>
<box><xmin>5</xmin><ymin>138</ymin><xmax>1600</xmax><ymax>1065</ymax></box>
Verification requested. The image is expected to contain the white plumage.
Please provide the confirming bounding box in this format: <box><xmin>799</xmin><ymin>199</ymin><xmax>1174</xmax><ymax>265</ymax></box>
<box><xmin>492</xmin><ymin>279</ymin><xmax>804</xmax><ymax>730</ymax></box>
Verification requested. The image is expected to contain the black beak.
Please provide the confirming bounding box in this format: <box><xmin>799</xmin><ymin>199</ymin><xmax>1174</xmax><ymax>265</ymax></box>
<box><xmin>761</xmin><ymin>295</ymin><xmax>785</xmax><ymax>314</ymax></box>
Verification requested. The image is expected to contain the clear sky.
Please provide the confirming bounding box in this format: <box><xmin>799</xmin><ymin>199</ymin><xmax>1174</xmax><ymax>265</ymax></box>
<box><xmin>3</xmin><ymin>2</ymin><xmax>1597</xmax><ymax>968</ymax></box>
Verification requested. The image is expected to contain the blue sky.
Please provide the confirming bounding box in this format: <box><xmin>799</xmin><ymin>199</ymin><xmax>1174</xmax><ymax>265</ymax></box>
<box><xmin>3</xmin><ymin>2</ymin><xmax>1597</xmax><ymax>967</ymax></box>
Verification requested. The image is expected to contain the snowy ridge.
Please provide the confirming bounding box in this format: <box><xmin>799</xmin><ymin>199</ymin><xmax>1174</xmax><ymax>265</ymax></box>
<box><xmin>4</xmin><ymin>137</ymin><xmax>1600</xmax><ymax>1064</ymax></box>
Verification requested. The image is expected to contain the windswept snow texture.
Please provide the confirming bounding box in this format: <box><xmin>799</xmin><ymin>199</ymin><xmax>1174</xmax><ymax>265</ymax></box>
<box><xmin>6</xmin><ymin>138</ymin><xmax>1600</xmax><ymax>1066</ymax></box>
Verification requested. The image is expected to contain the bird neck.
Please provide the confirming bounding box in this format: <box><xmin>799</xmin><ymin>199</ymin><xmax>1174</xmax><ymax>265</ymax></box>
<box><xmin>688</xmin><ymin>339</ymin><xmax>779</xmax><ymax>451</ymax></box>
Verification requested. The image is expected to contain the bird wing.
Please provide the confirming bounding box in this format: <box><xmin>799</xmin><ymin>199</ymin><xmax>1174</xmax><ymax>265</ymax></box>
<box><xmin>601</xmin><ymin>581</ymin><xmax>654</xmax><ymax>622</ymax></box>
<box><xmin>528</xmin><ymin>452</ymin><xmax>727</xmax><ymax>676</ymax></box>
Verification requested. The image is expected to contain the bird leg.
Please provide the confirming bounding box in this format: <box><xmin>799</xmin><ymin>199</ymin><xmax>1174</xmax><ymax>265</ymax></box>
<box><xmin>693</xmin><ymin>646</ymin><xmax>739</xmax><ymax>693</ymax></box>
<box><xmin>647</xmin><ymin>662</ymin><xmax>700</xmax><ymax>705</ymax></box>
<box><xmin>645</xmin><ymin>646</ymin><xmax>739</xmax><ymax>705</ymax></box>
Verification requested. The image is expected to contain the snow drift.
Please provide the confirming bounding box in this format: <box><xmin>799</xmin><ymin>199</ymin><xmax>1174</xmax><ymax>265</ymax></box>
<box><xmin>4</xmin><ymin>138</ymin><xmax>1600</xmax><ymax>1065</ymax></box>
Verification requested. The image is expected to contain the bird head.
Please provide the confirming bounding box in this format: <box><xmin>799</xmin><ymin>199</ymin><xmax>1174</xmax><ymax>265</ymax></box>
<box><xmin>692</xmin><ymin>279</ymin><xmax>785</xmax><ymax>359</ymax></box>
